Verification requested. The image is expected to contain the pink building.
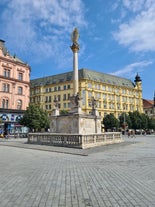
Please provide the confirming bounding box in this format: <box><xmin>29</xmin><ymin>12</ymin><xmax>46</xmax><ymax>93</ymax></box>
<box><xmin>0</xmin><ymin>39</ymin><xmax>30</xmax><ymax>135</ymax></box>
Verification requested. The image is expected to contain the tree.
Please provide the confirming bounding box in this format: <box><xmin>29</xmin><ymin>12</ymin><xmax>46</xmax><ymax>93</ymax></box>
<box><xmin>148</xmin><ymin>117</ymin><xmax>155</xmax><ymax>130</ymax></box>
<box><xmin>128</xmin><ymin>111</ymin><xmax>142</xmax><ymax>129</ymax></box>
<box><xmin>20</xmin><ymin>104</ymin><xmax>50</xmax><ymax>132</ymax></box>
<box><xmin>119</xmin><ymin>112</ymin><xmax>132</xmax><ymax>129</ymax></box>
<box><xmin>103</xmin><ymin>113</ymin><xmax>119</xmax><ymax>131</ymax></box>
<box><xmin>140</xmin><ymin>113</ymin><xmax>149</xmax><ymax>129</ymax></box>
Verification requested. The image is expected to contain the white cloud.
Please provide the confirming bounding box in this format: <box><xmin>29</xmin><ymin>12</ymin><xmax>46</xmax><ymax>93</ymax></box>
<box><xmin>110</xmin><ymin>61</ymin><xmax>152</xmax><ymax>78</ymax></box>
<box><xmin>111</xmin><ymin>1</ymin><xmax>120</xmax><ymax>11</ymax></box>
<box><xmin>123</xmin><ymin>0</ymin><xmax>145</xmax><ymax>12</ymax></box>
<box><xmin>113</xmin><ymin>0</ymin><xmax>155</xmax><ymax>52</ymax></box>
<box><xmin>0</xmin><ymin>0</ymin><xmax>86</xmax><ymax>67</ymax></box>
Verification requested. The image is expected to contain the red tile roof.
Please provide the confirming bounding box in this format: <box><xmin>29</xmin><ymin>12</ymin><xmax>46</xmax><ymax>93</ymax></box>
<box><xmin>143</xmin><ymin>99</ymin><xmax>154</xmax><ymax>109</ymax></box>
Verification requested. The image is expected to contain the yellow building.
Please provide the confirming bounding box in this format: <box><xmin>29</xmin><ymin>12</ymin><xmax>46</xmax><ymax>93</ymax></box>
<box><xmin>30</xmin><ymin>68</ymin><xmax>143</xmax><ymax>118</ymax></box>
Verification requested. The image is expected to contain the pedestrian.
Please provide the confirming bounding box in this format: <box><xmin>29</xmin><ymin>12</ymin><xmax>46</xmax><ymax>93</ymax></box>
<box><xmin>131</xmin><ymin>130</ymin><xmax>136</xmax><ymax>138</ymax></box>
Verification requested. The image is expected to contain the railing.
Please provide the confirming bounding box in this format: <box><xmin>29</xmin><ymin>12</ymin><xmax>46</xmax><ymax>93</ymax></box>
<box><xmin>28</xmin><ymin>132</ymin><xmax>122</xmax><ymax>149</ymax></box>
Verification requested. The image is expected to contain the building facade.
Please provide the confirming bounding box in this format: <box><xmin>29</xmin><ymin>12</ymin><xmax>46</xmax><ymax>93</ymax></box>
<box><xmin>30</xmin><ymin>69</ymin><xmax>143</xmax><ymax>119</ymax></box>
<box><xmin>0</xmin><ymin>39</ymin><xmax>30</xmax><ymax>134</ymax></box>
<box><xmin>143</xmin><ymin>92</ymin><xmax>155</xmax><ymax>118</ymax></box>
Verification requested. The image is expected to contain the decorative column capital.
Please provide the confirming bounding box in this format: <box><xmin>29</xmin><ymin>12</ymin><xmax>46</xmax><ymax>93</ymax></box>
<box><xmin>70</xmin><ymin>43</ymin><xmax>80</xmax><ymax>53</ymax></box>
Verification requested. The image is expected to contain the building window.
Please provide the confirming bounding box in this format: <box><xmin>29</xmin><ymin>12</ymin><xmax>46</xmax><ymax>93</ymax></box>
<box><xmin>88</xmin><ymin>91</ymin><xmax>92</xmax><ymax>98</ymax></box>
<box><xmin>97</xmin><ymin>84</ymin><xmax>100</xmax><ymax>90</ymax></box>
<box><xmin>103</xmin><ymin>94</ymin><xmax>106</xmax><ymax>100</ymax></box>
<box><xmin>115</xmin><ymin>88</ymin><xmax>119</xmax><ymax>93</ymax></box>
<box><xmin>67</xmin><ymin>93</ymin><xmax>70</xmax><ymax>100</ymax></box>
<box><xmin>17</xmin><ymin>100</ymin><xmax>22</xmax><ymax>110</ymax></box>
<box><xmin>3</xmin><ymin>69</ymin><xmax>10</xmax><ymax>78</ymax></box>
<box><xmin>116</xmin><ymin>96</ymin><xmax>120</xmax><ymax>101</ymax></box>
<box><xmin>63</xmin><ymin>103</ymin><xmax>66</xmax><ymax>108</ymax></box>
<box><xmin>35</xmin><ymin>88</ymin><xmax>40</xmax><ymax>94</ymax></box>
<box><xmin>18</xmin><ymin>87</ymin><xmax>23</xmax><ymax>95</ymax></box>
<box><xmin>2</xmin><ymin>99</ymin><xmax>9</xmax><ymax>109</ymax></box>
<box><xmin>88</xmin><ymin>83</ymin><xmax>92</xmax><ymax>88</ymax></box>
<box><xmin>45</xmin><ymin>105</ymin><xmax>48</xmax><ymax>110</ymax></box>
<box><xmin>67</xmin><ymin>85</ymin><xmax>70</xmax><ymax>89</ymax></box>
<box><xmin>108</xmin><ymin>86</ymin><xmax>112</xmax><ymax>92</ymax></box>
<box><xmin>49</xmin><ymin>96</ymin><xmax>51</xmax><ymax>102</ymax></box>
<box><xmin>2</xmin><ymin>99</ymin><xmax>5</xmax><ymax>108</ymax></box>
<box><xmin>3</xmin><ymin>83</ymin><xmax>10</xmax><ymax>92</ymax></box>
<box><xmin>45</xmin><ymin>96</ymin><xmax>48</xmax><ymax>102</ymax></box>
<box><xmin>58</xmin><ymin>95</ymin><xmax>61</xmax><ymax>101</ymax></box>
<box><xmin>96</xmin><ymin>92</ymin><xmax>101</xmax><ymax>99</ymax></box>
<box><xmin>63</xmin><ymin>94</ymin><xmax>66</xmax><ymax>100</ymax></box>
<box><xmin>103</xmin><ymin>102</ymin><xmax>107</xmax><ymax>109</ymax></box>
<box><xmin>102</xmin><ymin>85</ymin><xmax>106</xmax><ymax>90</ymax></box>
<box><xmin>18</xmin><ymin>72</ymin><xmax>23</xmax><ymax>81</ymax></box>
<box><xmin>117</xmin><ymin>104</ymin><xmax>120</xmax><ymax>110</ymax></box>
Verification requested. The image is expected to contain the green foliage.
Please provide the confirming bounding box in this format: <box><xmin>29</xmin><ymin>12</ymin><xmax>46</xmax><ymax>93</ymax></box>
<box><xmin>119</xmin><ymin>112</ymin><xmax>132</xmax><ymax>129</ymax></box>
<box><xmin>104</xmin><ymin>111</ymin><xmax>155</xmax><ymax>131</ymax></box>
<box><xmin>128</xmin><ymin>111</ymin><xmax>149</xmax><ymax>130</ymax></box>
<box><xmin>20</xmin><ymin>104</ymin><xmax>50</xmax><ymax>132</ymax></box>
<box><xmin>103</xmin><ymin>113</ymin><xmax>119</xmax><ymax>131</ymax></box>
<box><xmin>148</xmin><ymin>117</ymin><xmax>155</xmax><ymax>130</ymax></box>
<box><xmin>128</xmin><ymin>111</ymin><xmax>142</xmax><ymax>129</ymax></box>
<box><xmin>119</xmin><ymin>111</ymin><xmax>155</xmax><ymax>130</ymax></box>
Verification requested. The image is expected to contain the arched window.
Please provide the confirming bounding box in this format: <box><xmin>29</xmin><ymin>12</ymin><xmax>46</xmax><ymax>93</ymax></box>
<box><xmin>1</xmin><ymin>98</ymin><xmax>9</xmax><ymax>109</ymax></box>
<box><xmin>3</xmin><ymin>83</ymin><xmax>10</xmax><ymax>92</ymax></box>
<box><xmin>17</xmin><ymin>100</ymin><xmax>22</xmax><ymax>110</ymax></box>
<box><xmin>2</xmin><ymin>99</ymin><xmax>5</xmax><ymax>108</ymax></box>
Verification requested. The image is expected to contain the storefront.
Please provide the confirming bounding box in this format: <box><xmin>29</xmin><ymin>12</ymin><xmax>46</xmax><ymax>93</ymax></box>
<box><xmin>0</xmin><ymin>109</ymin><xmax>29</xmax><ymax>137</ymax></box>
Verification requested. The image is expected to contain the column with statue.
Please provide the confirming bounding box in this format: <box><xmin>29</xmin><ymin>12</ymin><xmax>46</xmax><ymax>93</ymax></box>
<box><xmin>70</xmin><ymin>28</ymin><xmax>82</xmax><ymax>114</ymax></box>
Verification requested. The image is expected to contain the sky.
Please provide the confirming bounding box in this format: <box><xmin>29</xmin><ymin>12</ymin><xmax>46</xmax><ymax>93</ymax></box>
<box><xmin>0</xmin><ymin>0</ymin><xmax>154</xmax><ymax>100</ymax></box>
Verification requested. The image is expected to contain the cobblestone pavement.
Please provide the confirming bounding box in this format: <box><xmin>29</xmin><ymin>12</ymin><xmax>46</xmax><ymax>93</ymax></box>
<box><xmin>0</xmin><ymin>135</ymin><xmax>155</xmax><ymax>207</ymax></box>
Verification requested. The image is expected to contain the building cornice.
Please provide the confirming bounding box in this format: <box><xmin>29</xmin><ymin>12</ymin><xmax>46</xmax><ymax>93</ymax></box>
<box><xmin>0</xmin><ymin>75</ymin><xmax>30</xmax><ymax>86</ymax></box>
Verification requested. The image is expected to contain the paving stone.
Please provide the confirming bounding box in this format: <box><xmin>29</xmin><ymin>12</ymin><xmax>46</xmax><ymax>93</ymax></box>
<box><xmin>0</xmin><ymin>135</ymin><xmax>155</xmax><ymax>207</ymax></box>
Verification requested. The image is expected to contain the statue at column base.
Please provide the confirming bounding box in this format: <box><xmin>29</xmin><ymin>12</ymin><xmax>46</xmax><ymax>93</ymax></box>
<box><xmin>51</xmin><ymin>108</ymin><xmax>59</xmax><ymax>116</ymax></box>
<box><xmin>91</xmin><ymin>109</ymin><xmax>99</xmax><ymax>116</ymax></box>
<box><xmin>70</xmin><ymin>93</ymin><xmax>83</xmax><ymax>114</ymax></box>
<box><xmin>51</xmin><ymin>97</ymin><xmax>60</xmax><ymax>116</ymax></box>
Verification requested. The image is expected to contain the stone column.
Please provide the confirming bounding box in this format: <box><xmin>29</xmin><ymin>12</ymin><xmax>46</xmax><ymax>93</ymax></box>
<box><xmin>70</xmin><ymin>28</ymin><xmax>80</xmax><ymax>96</ymax></box>
<box><xmin>70</xmin><ymin>28</ymin><xmax>82</xmax><ymax>114</ymax></box>
<box><xmin>72</xmin><ymin>47</ymin><xmax>79</xmax><ymax>95</ymax></box>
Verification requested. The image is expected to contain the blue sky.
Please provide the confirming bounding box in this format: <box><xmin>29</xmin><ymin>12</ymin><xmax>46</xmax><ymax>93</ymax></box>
<box><xmin>0</xmin><ymin>0</ymin><xmax>154</xmax><ymax>100</ymax></box>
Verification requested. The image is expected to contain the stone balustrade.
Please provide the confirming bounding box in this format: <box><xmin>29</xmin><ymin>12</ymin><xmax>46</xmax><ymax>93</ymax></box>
<box><xmin>28</xmin><ymin>132</ymin><xmax>122</xmax><ymax>149</ymax></box>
